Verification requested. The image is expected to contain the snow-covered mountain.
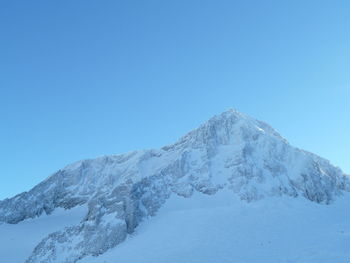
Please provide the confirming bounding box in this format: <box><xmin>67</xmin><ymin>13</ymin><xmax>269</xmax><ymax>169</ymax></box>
<box><xmin>1</xmin><ymin>109</ymin><xmax>349</xmax><ymax>263</ymax></box>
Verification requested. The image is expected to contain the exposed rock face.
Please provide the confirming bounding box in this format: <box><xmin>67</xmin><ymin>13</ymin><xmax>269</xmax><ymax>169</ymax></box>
<box><xmin>0</xmin><ymin>109</ymin><xmax>348</xmax><ymax>263</ymax></box>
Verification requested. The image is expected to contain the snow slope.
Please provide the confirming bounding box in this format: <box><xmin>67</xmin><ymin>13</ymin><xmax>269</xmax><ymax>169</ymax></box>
<box><xmin>80</xmin><ymin>192</ymin><xmax>350</xmax><ymax>263</ymax></box>
<box><xmin>0</xmin><ymin>205</ymin><xmax>87</xmax><ymax>263</ymax></box>
<box><xmin>0</xmin><ymin>109</ymin><xmax>349</xmax><ymax>262</ymax></box>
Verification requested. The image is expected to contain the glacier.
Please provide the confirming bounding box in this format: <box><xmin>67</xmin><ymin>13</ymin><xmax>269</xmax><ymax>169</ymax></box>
<box><xmin>0</xmin><ymin>109</ymin><xmax>349</xmax><ymax>263</ymax></box>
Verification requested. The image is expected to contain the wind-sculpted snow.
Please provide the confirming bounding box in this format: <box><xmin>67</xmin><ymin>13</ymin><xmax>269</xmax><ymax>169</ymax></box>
<box><xmin>0</xmin><ymin>109</ymin><xmax>348</xmax><ymax>263</ymax></box>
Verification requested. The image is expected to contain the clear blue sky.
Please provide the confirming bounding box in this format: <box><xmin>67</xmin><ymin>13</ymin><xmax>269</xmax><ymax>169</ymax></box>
<box><xmin>0</xmin><ymin>0</ymin><xmax>349</xmax><ymax>200</ymax></box>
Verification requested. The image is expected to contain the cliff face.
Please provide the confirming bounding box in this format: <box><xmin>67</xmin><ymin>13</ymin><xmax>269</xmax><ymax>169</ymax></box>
<box><xmin>1</xmin><ymin>109</ymin><xmax>348</xmax><ymax>263</ymax></box>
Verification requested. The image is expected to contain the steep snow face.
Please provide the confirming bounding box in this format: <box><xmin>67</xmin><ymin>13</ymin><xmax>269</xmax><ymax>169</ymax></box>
<box><xmin>0</xmin><ymin>109</ymin><xmax>348</xmax><ymax>263</ymax></box>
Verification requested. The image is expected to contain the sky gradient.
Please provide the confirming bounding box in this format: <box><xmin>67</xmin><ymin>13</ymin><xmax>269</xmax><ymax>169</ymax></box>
<box><xmin>0</xmin><ymin>0</ymin><xmax>349</xmax><ymax>199</ymax></box>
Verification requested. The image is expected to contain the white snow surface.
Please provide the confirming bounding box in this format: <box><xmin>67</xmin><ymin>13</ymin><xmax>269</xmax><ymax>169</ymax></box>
<box><xmin>80</xmin><ymin>192</ymin><xmax>350</xmax><ymax>263</ymax></box>
<box><xmin>0</xmin><ymin>109</ymin><xmax>349</xmax><ymax>262</ymax></box>
<box><xmin>0</xmin><ymin>205</ymin><xmax>87</xmax><ymax>263</ymax></box>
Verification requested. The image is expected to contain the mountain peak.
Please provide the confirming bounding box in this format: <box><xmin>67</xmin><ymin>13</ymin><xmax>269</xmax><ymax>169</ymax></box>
<box><xmin>0</xmin><ymin>110</ymin><xmax>348</xmax><ymax>263</ymax></box>
<box><xmin>167</xmin><ymin>108</ymin><xmax>286</xmax><ymax>152</ymax></box>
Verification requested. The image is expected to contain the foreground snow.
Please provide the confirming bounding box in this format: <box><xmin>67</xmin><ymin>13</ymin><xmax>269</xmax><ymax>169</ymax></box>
<box><xmin>0</xmin><ymin>205</ymin><xmax>87</xmax><ymax>263</ymax></box>
<box><xmin>2</xmin><ymin>191</ymin><xmax>350</xmax><ymax>263</ymax></box>
<box><xmin>80</xmin><ymin>192</ymin><xmax>350</xmax><ymax>263</ymax></box>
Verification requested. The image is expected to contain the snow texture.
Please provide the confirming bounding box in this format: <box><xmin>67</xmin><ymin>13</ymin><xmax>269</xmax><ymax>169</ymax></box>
<box><xmin>0</xmin><ymin>109</ymin><xmax>348</xmax><ymax>263</ymax></box>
